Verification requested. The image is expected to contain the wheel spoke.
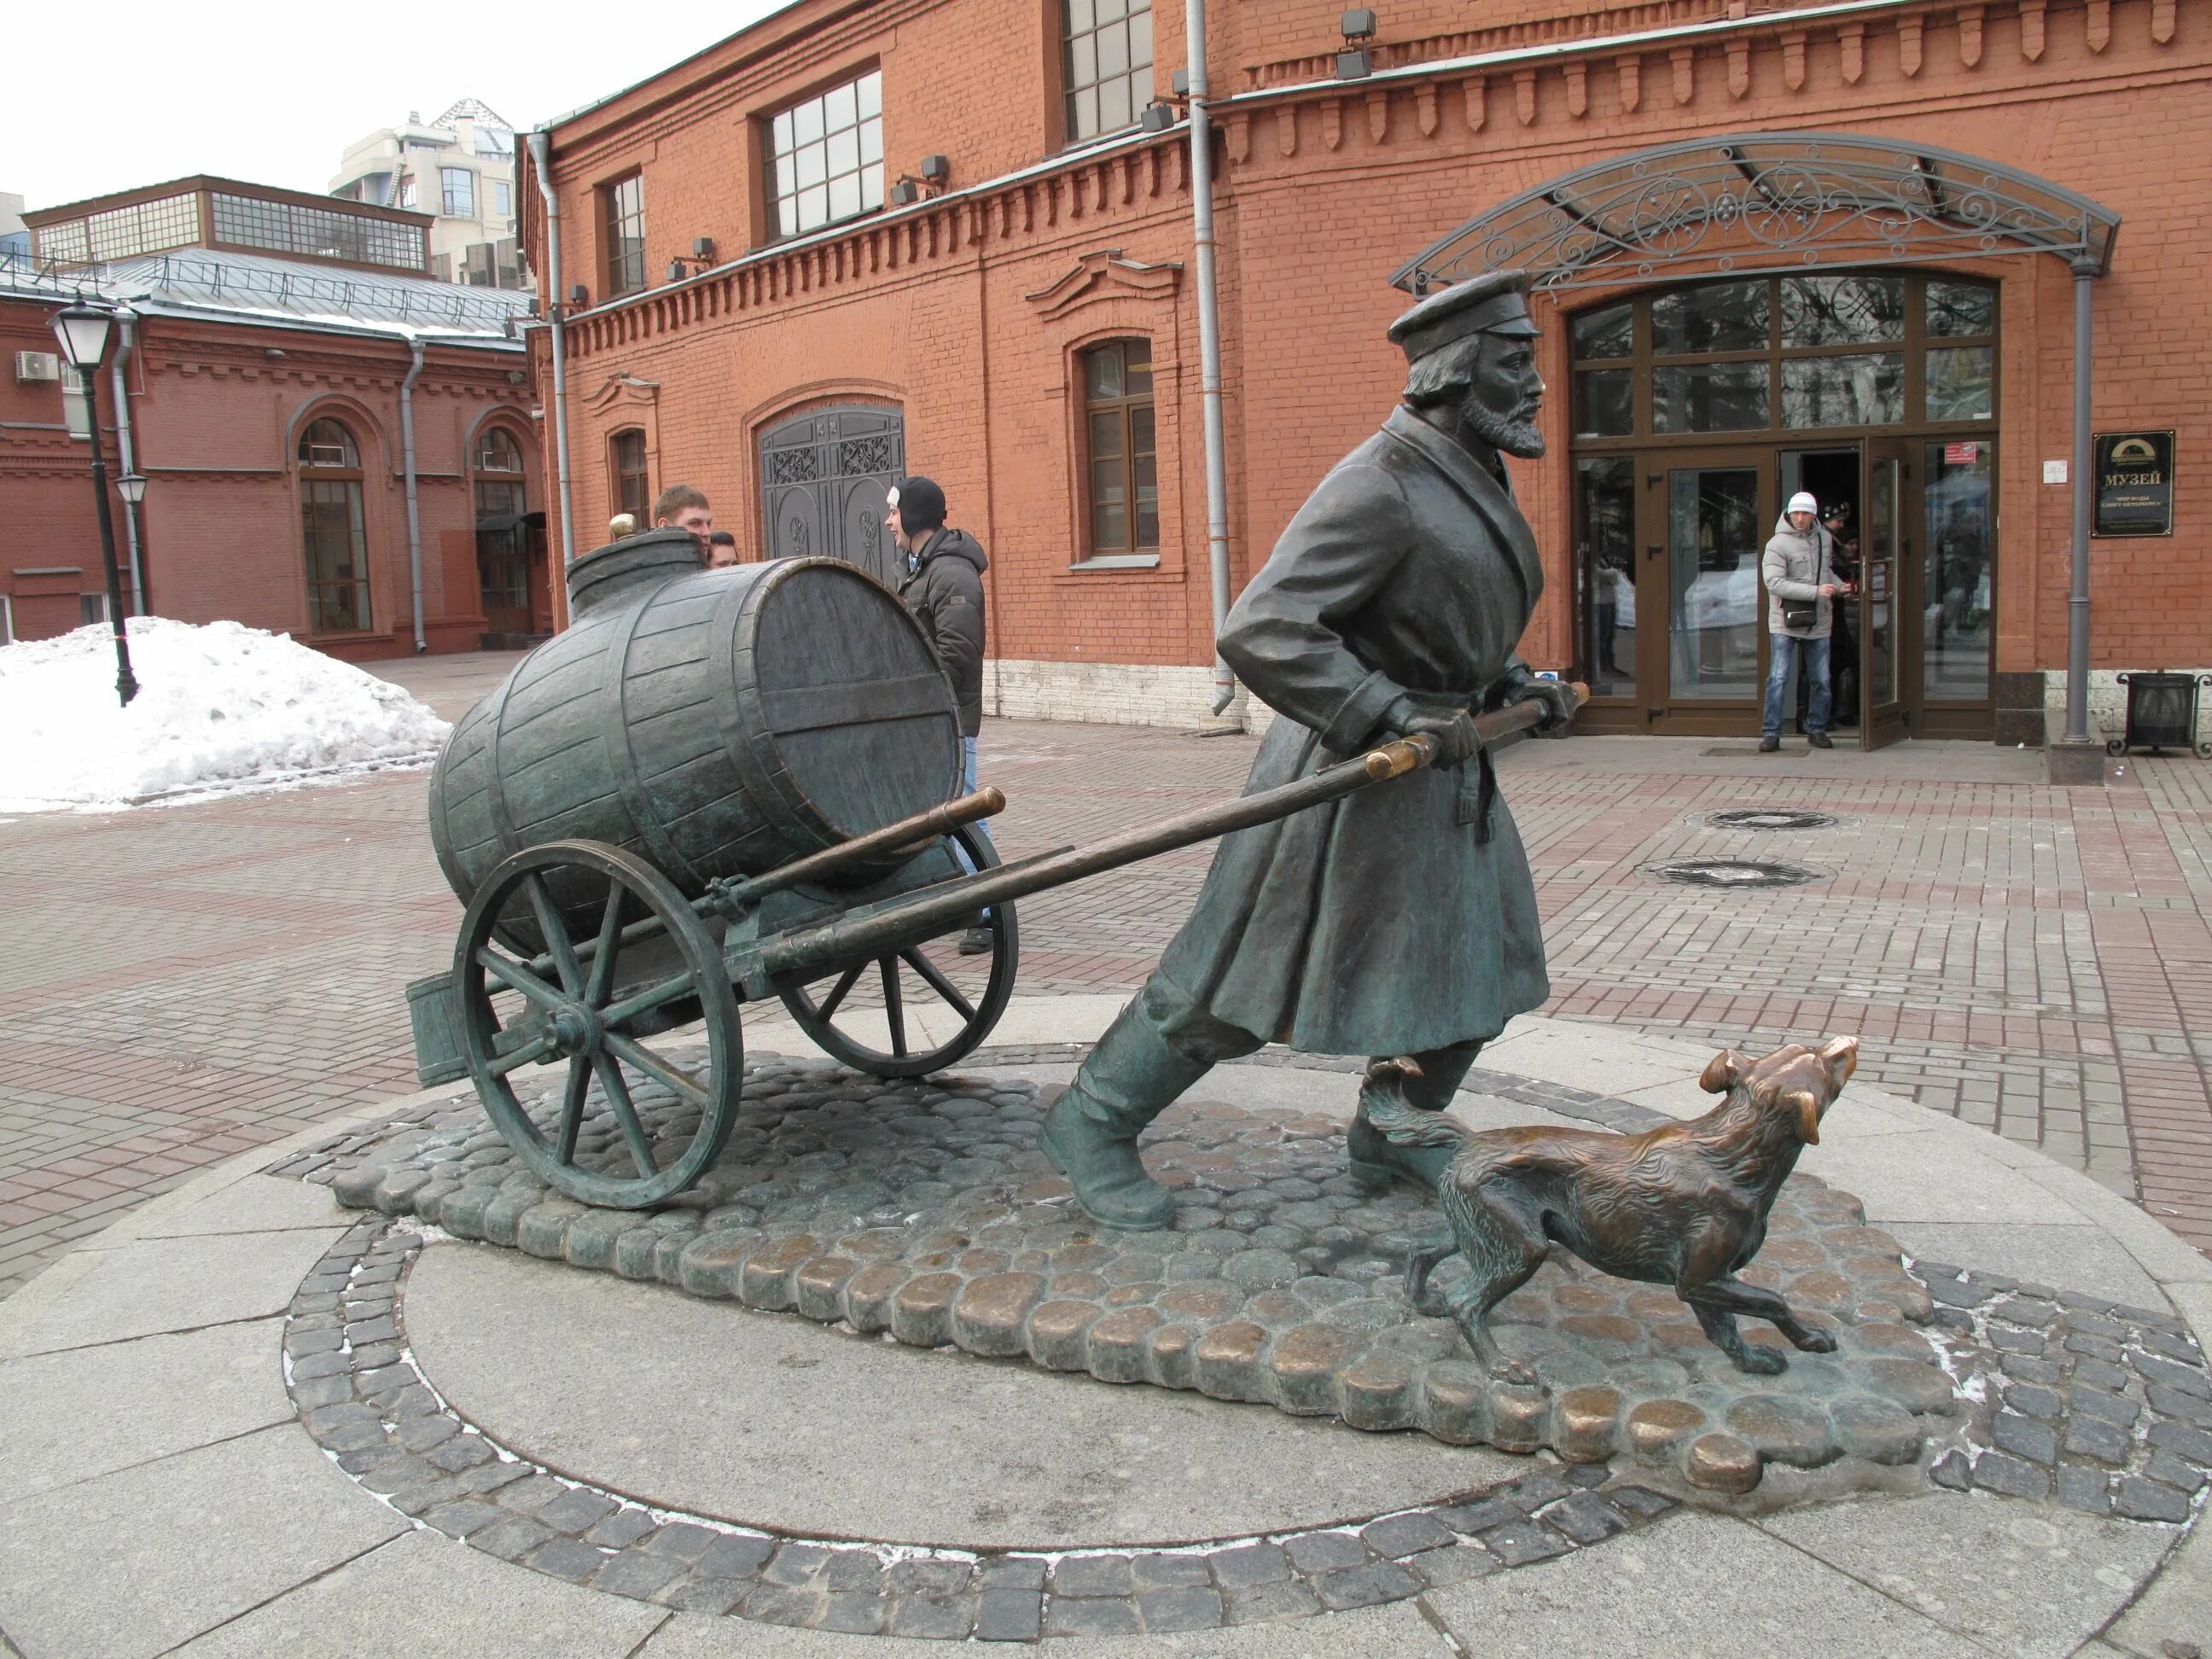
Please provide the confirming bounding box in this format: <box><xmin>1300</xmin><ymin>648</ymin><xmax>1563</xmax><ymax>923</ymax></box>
<box><xmin>900</xmin><ymin>946</ymin><xmax>977</xmax><ymax>1021</ymax></box>
<box><xmin>477</xmin><ymin>948</ymin><xmax>568</xmax><ymax>1013</ymax></box>
<box><xmin>485</xmin><ymin>1030</ymin><xmax>556</xmax><ymax>1077</ymax></box>
<box><xmin>594</xmin><ymin>1056</ymin><xmax>657</xmax><ymax>1178</ymax></box>
<box><xmin>814</xmin><ymin>961</ymin><xmax>865</xmax><ymax>1022</ymax></box>
<box><xmin>555</xmin><ymin>1057</ymin><xmax>590</xmax><ymax>1164</ymax></box>
<box><xmin>603</xmin><ymin>1032</ymin><xmax>711</xmax><ymax>1108</ymax></box>
<box><xmin>599</xmin><ymin>970</ymin><xmax>703</xmax><ymax>1031</ymax></box>
<box><xmin>583</xmin><ymin>882</ymin><xmax>628</xmax><ymax>1007</ymax></box>
<box><xmin>526</xmin><ymin>874</ymin><xmax>585</xmax><ymax>994</ymax></box>
<box><xmin>880</xmin><ymin>957</ymin><xmax>907</xmax><ymax>1057</ymax></box>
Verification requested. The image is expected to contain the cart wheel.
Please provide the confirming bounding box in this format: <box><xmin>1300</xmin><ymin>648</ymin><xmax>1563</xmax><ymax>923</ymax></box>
<box><xmin>776</xmin><ymin>823</ymin><xmax>1018</xmax><ymax>1078</ymax></box>
<box><xmin>456</xmin><ymin>840</ymin><xmax>742</xmax><ymax>1208</ymax></box>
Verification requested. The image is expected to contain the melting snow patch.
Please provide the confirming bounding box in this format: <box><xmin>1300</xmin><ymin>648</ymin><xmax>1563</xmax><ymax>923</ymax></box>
<box><xmin>0</xmin><ymin>617</ymin><xmax>449</xmax><ymax>812</ymax></box>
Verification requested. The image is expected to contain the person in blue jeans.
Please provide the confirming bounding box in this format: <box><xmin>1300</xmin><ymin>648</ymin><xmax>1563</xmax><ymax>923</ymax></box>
<box><xmin>1760</xmin><ymin>491</ymin><xmax>1846</xmax><ymax>752</ymax></box>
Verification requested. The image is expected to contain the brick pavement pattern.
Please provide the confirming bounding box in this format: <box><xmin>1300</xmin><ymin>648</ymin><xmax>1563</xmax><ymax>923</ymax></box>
<box><xmin>2</xmin><ymin>657</ymin><xmax>2207</xmax><ymax>1295</ymax></box>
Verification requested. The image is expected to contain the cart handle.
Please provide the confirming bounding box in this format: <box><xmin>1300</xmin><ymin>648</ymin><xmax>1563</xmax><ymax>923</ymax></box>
<box><xmin>758</xmin><ymin>682</ymin><xmax>1587</xmax><ymax>979</ymax></box>
<box><xmin>709</xmin><ymin>787</ymin><xmax>1006</xmax><ymax>911</ymax></box>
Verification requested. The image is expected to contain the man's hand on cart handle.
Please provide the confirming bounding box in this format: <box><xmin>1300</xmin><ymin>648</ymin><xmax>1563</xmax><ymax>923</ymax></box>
<box><xmin>1360</xmin><ymin>682</ymin><xmax>1590</xmax><ymax>779</ymax></box>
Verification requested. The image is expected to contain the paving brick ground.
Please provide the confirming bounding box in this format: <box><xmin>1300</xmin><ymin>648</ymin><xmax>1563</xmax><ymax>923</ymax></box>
<box><xmin>1</xmin><ymin>649</ymin><xmax>2207</xmax><ymax>1295</ymax></box>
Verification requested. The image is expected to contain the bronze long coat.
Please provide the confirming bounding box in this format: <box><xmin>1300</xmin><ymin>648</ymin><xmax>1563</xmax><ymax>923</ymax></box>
<box><xmin>1155</xmin><ymin>405</ymin><xmax>1550</xmax><ymax>1057</ymax></box>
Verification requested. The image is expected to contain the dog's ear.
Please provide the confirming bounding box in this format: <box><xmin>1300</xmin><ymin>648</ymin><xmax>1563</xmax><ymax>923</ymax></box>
<box><xmin>1700</xmin><ymin>1050</ymin><xmax>1744</xmax><ymax>1093</ymax></box>
<box><xmin>1787</xmin><ymin>1088</ymin><xmax>1822</xmax><ymax>1144</ymax></box>
<box><xmin>1819</xmin><ymin>1035</ymin><xmax>1860</xmax><ymax>1086</ymax></box>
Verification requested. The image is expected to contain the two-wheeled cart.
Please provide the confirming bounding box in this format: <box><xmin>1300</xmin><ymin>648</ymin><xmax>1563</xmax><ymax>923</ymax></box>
<box><xmin>405</xmin><ymin>533</ymin><xmax>1576</xmax><ymax>1208</ymax></box>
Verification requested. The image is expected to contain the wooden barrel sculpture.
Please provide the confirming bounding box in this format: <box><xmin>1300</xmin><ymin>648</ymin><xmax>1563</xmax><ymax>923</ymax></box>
<box><xmin>429</xmin><ymin>539</ymin><xmax>961</xmax><ymax>915</ymax></box>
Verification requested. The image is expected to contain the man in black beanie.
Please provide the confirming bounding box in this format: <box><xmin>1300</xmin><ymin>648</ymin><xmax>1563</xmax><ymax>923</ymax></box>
<box><xmin>888</xmin><ymin>474</ymin><xmax>995</xmax><ymax>954</ymax></box>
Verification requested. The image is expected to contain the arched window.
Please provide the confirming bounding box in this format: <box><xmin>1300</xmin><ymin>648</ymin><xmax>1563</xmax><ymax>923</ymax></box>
<box><xmin>474</xmin><ymin>426</ymin><xmax>532</xmax><ymax>622</ymax></box>
<box><xmin>1080</xmin><ymin>339</ymin><xmax>1156</xmax><ymax>559</ymax></box>
<box><xmin>477</xmin><ymin>426</ymin><xmax>525</xmax><ymax>474</ymax></box>
<box><xmin>611</xmin><ymin>428</ymin><xmax>649</xmax><ymax>521</ymax></box>
<box><xmin>298</xmin><ymin>416</ymin><xmax>370</xmax><ymax>633</ymax></box>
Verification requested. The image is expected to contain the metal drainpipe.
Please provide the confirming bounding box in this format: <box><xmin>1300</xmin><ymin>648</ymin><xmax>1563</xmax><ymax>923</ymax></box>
<box><xmin>399</xmin><ymin>338</ymin><xmax>428</xmax><ymax>653</ymax></box>
<box><xmin>111</xmin><ymin>311</ymin><xmax>148</xmax><ymax>614</ymax></box>
<box><xmin>1185</xmin><ymin>0</ymin><xmax>1237</xmax><ymax>719</ymax></box>
<box><xmin>527</xmin><ymin>131</ymin><xmax>579</xmax><ymax>591</ymax></box>
<box><xmin>2064</xmin><ymin>258</ymin><xmax>2095</xmax><ymax>745</ymax></box>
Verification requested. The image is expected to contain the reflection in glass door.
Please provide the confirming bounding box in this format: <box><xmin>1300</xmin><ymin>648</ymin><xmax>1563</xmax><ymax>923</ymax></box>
<box><xmin>1860</xmin><ymin>442</ymin><xmax>1906</xmax><ymax>748</ymax></box>
<box><xmin>1576</xmin><ymin>457</ymin><xmax>1638</xmax><ymax>701</ymax></box>
<box><xmin>1667</xmin><ymin>464</ymin><xmax>1763</xmax><ymax>701</ymax></box>
<box><xmin>1923</xmin><ymin>439</ymin><xmax>1994</xmax><ymax>704</ymax></box>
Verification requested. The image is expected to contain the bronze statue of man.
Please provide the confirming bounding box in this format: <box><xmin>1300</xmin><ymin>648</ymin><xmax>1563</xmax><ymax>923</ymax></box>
<box><xmin>1039</xmin><ymin>269</ymin><xmax>1576</xmax><ymax>1228</ymax></box>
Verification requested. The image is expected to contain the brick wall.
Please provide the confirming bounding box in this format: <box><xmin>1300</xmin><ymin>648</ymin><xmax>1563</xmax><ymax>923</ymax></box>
<box><xmin>525</xmin><ymin>0</ymin><xmax>2212</xmax><ymax>726</ymax></box>
<box><xmin>1</xmin><ymin>296</ymin><xmax>539</xmax><ymax>658</ymax></box>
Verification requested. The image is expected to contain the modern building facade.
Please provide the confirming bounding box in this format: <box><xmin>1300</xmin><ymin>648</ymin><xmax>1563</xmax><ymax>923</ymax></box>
<box><xmin>3</xmin><ymin>179</ymin><xmax>542</xmax><ymax>656</ymax></box>
<box><xmin>518</xmin><ymin>0</ymin><xmax>2210</xmax><ymax>742</ymax></box>
<box><xmin>0</xmin><ymin>192</ymin><xmax>27</xmax><ymax>259</ymax></box>
<box><xmin>331</xmin><ymin>100</ymin><xmax>527</xmax><ymax>289</ymax></box>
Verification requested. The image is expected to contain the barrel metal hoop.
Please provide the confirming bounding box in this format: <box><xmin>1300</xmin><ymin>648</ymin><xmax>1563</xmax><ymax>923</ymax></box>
<box><xmin>602</xmin><ymin>584</ymin><xmax>710</xmax><ymax>891</ymax></box>
<box><xmin>725</xmin><ymin>558</ymin><xmax>846</xmax><ymax>864</ymax></box>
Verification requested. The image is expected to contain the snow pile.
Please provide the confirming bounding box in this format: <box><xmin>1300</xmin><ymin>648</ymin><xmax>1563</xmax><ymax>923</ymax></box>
<box><xmin>0</xmin><ymin>617</ymin><xmax>450</xmax><ymax>811</ymax></box>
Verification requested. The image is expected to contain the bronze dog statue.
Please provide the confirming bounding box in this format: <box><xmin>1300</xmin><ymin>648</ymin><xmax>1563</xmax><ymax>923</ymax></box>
<box><xmin>1362</xmin><ymin>1036</ymin><xmax>1860</xmax><ymax>1377</ymax></box>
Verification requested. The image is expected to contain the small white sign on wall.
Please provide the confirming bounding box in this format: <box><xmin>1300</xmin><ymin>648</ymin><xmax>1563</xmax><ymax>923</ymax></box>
<box><xmin>2043</xmin><ymin>460</ymin><xmax>2069</xmax><ymax>484</ymax></box>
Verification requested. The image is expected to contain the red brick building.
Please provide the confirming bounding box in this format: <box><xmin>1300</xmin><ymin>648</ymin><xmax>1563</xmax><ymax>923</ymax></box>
<box><xmin>3</xmin><ymin>180</ymin><xmax>544</xmax><ymax>658</ymax></box>
<box><xmin>520</xmin><ymin>0</ymin><xmax>2210</xmax><ymax>742</ymax></box>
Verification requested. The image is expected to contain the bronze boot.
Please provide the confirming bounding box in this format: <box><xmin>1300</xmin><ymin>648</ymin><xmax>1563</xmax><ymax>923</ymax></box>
<box><xmin>1346</xmin><ymin>1044</ymin><xmax>1482</xmax><ymax>1191</ymax></box>
<box><xmin>1039</xmin><ymin>1002</ymin><xmax>1210</xmax><ymax>1231</ymax></box>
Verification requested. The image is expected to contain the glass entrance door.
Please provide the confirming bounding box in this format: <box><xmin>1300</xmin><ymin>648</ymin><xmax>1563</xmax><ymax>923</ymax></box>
<box><xmin>1658</xmin><ymin>457</ymin><xmax>1767</xmax><ymax>725</ymax></box>
<box><xmin>1859</xmin><ymin>440</ymin><xmax>1907</xmax><ymax>747</ymax></box>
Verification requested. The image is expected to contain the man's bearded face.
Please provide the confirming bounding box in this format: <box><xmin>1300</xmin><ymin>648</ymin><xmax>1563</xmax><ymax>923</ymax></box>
<box><xmin>1458</xmin><ymin>334</ymin><xmax>1546</xmax><ymax>459</ymax></box>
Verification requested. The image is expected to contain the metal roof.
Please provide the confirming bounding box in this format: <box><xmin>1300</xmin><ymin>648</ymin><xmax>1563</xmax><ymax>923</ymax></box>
<box><xmin>1392</xmin><ymin>131</ymin><xmax>2122</xmax><ymax>297</ymax></box>
<box><xmin>0</xmin><ymin>247</ymin><xmax>529</xmax><ymax>344</ymax></box>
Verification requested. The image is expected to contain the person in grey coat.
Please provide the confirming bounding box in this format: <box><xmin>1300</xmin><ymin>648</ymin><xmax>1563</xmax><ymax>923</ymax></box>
<box><xmin>1761</xmin><ymin>491</ymin><xmax>1845</xmax><ymax>751</ymax></box>
<box><xmin>1039</xmin><ymin>270</ymin><xmax>1577</xmax><ymax>1229</ymax></box>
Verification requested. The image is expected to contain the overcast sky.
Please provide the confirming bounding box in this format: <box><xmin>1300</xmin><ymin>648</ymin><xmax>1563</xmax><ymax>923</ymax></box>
<box><xmin>4</xmin><ymin>0</ymin><xmax>795</xmax><ymax>212</ymax></box>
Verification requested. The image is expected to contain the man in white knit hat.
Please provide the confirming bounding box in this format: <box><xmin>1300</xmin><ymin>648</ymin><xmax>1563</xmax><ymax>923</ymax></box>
<box><xmin>1761</xmin><ymin>490</ymin><xmax>1845</xmax><ymax>752</ymax></box>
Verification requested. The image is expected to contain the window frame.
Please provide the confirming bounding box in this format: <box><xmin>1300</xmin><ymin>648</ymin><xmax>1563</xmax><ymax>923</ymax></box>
<box><xmin>297</xmin><ymin>416</ymin><xmax>374</xmax><ymax>636</ymax></box>
<box><xmin>1062</xmin><ymin>0</ymin><xmax>1155</xmax><ymax>146</ymax></box>
<box><xmin>441</xmin><ymin>166</ymin><xmax>476</xmax><ymax>218</ymax></box>
<box><xmin>764</xmin><ymin>67</ymin><xmax>886</xmax><ymax>243</ymax></box>
<box><xmin>611</xmin><ymin>428</ymin><xmax>650</xmax><ymax>521</ymax></box>
<box><xmin>1075</xmin><ymin>337</ymin><xmax>1160</xmax><ymax>568</ymax></box>
<box><xmin>602</xmin><ymin>172</ymin><xmax>647</xmax><ymax>298</ymax></box>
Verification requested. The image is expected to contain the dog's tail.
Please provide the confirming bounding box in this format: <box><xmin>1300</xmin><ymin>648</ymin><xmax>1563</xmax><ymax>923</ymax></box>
<box><xmin>1359</xmin><ymin>1057</ymin><xmax>1471</xmax><ymax>1150</ymax></box>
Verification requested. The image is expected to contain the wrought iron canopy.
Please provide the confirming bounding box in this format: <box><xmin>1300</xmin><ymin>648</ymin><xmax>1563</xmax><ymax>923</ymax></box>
<box><xmin>1391</xmin><ymin>132</ymin><xmax>2121</xmax><ymax>297</ymax></box>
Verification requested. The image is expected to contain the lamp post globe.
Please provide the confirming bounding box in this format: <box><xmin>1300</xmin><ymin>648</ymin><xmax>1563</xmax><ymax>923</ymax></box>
<box><xmin>52</xmin><ymin>300</ymin><xmax>139</xmax><ymax>706</ymax></box>
<box><xmin>117</xmin><ymin>474</ymin><xmax>148</xmax><ymax>507</ymax></box>
<box><xmin>50</xmin><ymin>301</ymin><xmax>114</xmax><ymax>374</ymax></box>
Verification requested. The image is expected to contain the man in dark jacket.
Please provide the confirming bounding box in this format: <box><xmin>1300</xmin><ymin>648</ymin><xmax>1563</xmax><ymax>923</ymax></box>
<box><xmin>1040</xmin><ymin>270</ymin><xmax>1576</xmax><ymax>1229</ymax></box>
<box><xmin>889</xmin><ymin>474</ymin><xmax>994</xmax><ymax>953</ymax></box>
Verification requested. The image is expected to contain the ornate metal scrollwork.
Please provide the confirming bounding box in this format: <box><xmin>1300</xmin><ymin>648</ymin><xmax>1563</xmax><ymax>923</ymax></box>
<box><xmin>1394</xmin><ymin>132</ymin><xmax>2121</xmax><ymax>296</ymax></box>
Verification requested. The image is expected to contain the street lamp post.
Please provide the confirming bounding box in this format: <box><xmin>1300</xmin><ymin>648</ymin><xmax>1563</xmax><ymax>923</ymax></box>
<box><xmin>50</xmin><ymin>300</ymin><xmax>139</xmax><ymax>707</ymax></box>
<box><xmin>117</xmin><ymin>472</ymin><xmax>148</xmax><ymax>616</ymax></box>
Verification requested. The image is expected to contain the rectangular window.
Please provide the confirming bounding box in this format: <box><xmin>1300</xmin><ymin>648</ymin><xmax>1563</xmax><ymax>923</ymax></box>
<box><xmin>614</xmin><ymin>430</ymin><xmax>649</xmax><ymax>520</ymax></box>
<box><xmin>1064</xmin><ymin>0</ymin><xmax>1153</xmax><ymax>142</ymax></box>
<box><xmin>301</xmin><ymin>480</ymin><xmax>372</xmax><ymax>633</ymax></box>
<box><xmin>210</xmin><ymin>192</ymin><xmax>423</xmax><ymax>270</ymax></box>
<box><xmin>770</xmin><ymin>71</ymin><xmax>884</xmax><ymax>240</ymax></box>
<box><xmin>1651</xmin><ymin>281</ymin><xmax>1768</xmax><ymax>354</ymax></box>
<box><xmin>1926</xmin><ymin>346</ymin><xmax>1994</xmax><ymax>421</ymax></box>
<box><xmin>493</xmin><ymin>181</ymin><xmax>512</xmax><ymax>218</ymax></box>
<box><xmin>1779</xmin><ymin>276</ymin><xmax>1904</xmax><ymax>347</ymax></box>
<box><xmin>1780</xmin><ymin>352</ymin><xmax>1904</xmax><ymax>428</ymax></box>
<box><xmin>399</xmin><ymin>177</ymin><xmax>418</xmax><ymax>210</ymax></box>
<box><xmin>61</xmin><ymin>366</ymin><xmax>92</xmax><ymax>439</ymax></box>
<box><xmin>603</xmin><ymin>174</ymin><xmax>646</xmax><ymax>296</ymax></box>
<box><xmin>441</xmin><ymin>167</ymin><xmax>475</xmax><ymax>218</ymax></box>
<box><xmin>1572</xmin><ymin>369</ymin><xmax>1633</xmax><ymax>439</ymax></box>
<box><xmin>1651</xmin><ymin>362</ymin><xmax>1769</xmax><ymax>433</ymax></box>
<box><xmin>1081</xmin><ymin>339</ymin><xmax>1158</xmax><ymax>559</ymax></box>
<box><xmin>80</xmin><ymin>592</ymin><xmax>108</xmax><ymax>626</ymax></box>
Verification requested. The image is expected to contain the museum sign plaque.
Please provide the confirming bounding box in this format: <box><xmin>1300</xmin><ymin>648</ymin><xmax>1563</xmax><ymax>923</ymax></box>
<box><xmin>2093</xmin><ymin>430</ymin><xmax>2175</xmax><ymax>538</ymax></box>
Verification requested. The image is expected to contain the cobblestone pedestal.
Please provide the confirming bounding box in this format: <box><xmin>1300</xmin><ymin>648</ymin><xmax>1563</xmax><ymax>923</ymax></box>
<box><xmin>312</xmin><ymin>1058</ymin><xmax>1963</xmax><ymax>1495</ymax></box>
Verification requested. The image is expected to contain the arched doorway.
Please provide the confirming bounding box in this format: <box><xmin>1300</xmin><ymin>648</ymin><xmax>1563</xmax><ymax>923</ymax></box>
<box><xmin>1394</xmin><ymin>133</ymin><xmax>2119</xmax><ymax>745</ymax></box>
<box><xmin>473</xmin><ymin>425</ymin><xmax>545</xmax><ymax>643</ymax></box>
<box><xmin>758</xmin><ymin>405</ymin><xmax>905</xmax><ymax>585</ymax></box>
